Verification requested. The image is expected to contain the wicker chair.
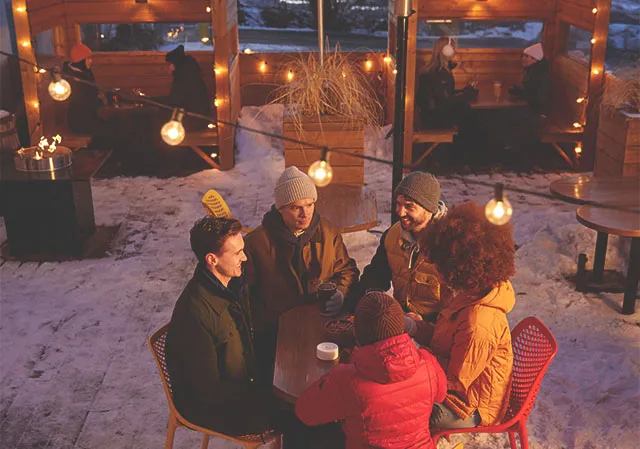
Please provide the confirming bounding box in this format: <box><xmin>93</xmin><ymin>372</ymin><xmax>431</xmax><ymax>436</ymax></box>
<box><xmin>432</xmin><ymin>316</ymin><xmax>558</xmax><ymax>449</ymax></box>
<box><xmin>201</xmin><ymin>189</ymin><xmax>253</xmax><ymax>233</ymax></box>
<box><xmin>148</xmin><ymin>324</ymin><xmax>280</xmax><ymax>449</ymax></box>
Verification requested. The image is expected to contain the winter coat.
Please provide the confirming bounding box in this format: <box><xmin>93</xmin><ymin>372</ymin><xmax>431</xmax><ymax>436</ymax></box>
<box><xmin>62</xmin><ymin>61</ymin><xmax>103</xmax><ymax>134</ymax></box>
<box><xmin>416</xmin><ymin>65</ymin><xmax>474</xmax><ymax>129</ymax></box>
<box><xmin>244</xmin><ymin>206</ymin><xmax>359</xmax><ymax>332</ymax></box>
<box><xmin>296</xmin><ymin>333</ymin><xmax>447</xmax><ymax>449</ymax></box>
<box><xmin>165</xmin><ymin>265</ymin><xmax>270</xmax><ymax>436</ymax></box>
<box><xmin>428</xmin><ymin>281</ymin><xmax>515</xmax><ymax>426</ymax></box>
<box><xmin>354</xmin><ymin>202</ymin><xmax>447</xmax><ymax>319</ymax></box>
<box><xmin>168</xmin><ymin>54</ymin><xmax>211</xmax><ymax>130</ymax></box>
<box><xmin>511</xmin><ymin>58</ymin><xmax>551</xmax><ymax>115</ymax></box>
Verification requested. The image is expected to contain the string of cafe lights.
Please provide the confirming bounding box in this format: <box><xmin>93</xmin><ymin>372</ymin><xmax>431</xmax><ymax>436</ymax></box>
<box><xmin>1</xmin><ymin>48</ymin><xmax>637</xmax><ymax>226</ymax></box>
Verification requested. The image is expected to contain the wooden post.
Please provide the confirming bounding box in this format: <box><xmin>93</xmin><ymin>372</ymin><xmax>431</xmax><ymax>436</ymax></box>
<box><xmin>52</xmin><ymin>25</ymin><xmax>67</xmax><ymax>58</ymax></box>
<box><xmin>581</xmin><ymin>0</ymin><xmax>612</xmax><ymax>171</ymax></box>
<box><xmin>403</xmin><ymin>10</ymin><xmax>418</xmax><ymax>171</ymax></box>
<box><xmin>11</xmin><ymin>0</ymin><xmax>41</xmax><ymax>144</ymax></box>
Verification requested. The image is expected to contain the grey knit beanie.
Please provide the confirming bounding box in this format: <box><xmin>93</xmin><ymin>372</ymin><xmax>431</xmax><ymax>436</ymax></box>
<box><xmin>274</xmin><ymin>166</ymin><xmax>318</xmax><ymax>209</ymax></box>
<box><xmin>394</xmin><ymin>171</ymin><xmax>440</xmax><ymax>213</ymax></box>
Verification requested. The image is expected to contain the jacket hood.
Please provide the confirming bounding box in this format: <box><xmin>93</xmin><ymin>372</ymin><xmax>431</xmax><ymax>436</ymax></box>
<box><xmin>352</xmin><ymin>333</ymin><xmax>421</xmax><ymax>384</ymax></box>
<box><xmin>443</xmin><ymin>281</ymin><xmax>516</xmax><ymax>318</ymax></box>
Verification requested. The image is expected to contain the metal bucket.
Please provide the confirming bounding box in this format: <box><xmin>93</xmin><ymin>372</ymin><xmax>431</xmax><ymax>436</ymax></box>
<box><xmin>0</xmin><ymin>110</ymin><xmax>22</xmax><ymax>153</ymax></box>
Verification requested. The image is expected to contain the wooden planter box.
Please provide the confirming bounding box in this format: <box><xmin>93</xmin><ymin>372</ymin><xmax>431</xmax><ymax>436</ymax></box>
<box><xmin>284</xmin><ymin>116</ymin><xmax>364</xmax><ymax>186</ymax></box>
<box><xmin>594</xmin><ymin>110</ymin><xmax>640</xmax><ymax>177</ymax></box>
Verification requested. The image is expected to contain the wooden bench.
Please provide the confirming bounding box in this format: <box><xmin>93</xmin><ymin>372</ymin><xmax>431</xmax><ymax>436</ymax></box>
<box><xmin>540</xmin><ymin>121</ymin><xmax>583</xmax><ymax>169</ymax></box>
<box><xmin>412</xmin><ymin>128</ymin><xmax>458</xmax><ymax>167</ymax></box>
<box><xmin>180</xmin><ymin>127</ymin><xmax>220</xmax><ymax>169</ymax></box>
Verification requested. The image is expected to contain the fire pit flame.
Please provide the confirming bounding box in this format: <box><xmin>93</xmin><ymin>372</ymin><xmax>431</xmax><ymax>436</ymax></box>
<box><xmin>38</xmin><ymin>134</ymin><xmax>62</xmax><ymax>153</ymax></box>
<box><xmin>15</xmin><ymin>134</ymin><xmax>72</xmax><ymax>172</ymax></box>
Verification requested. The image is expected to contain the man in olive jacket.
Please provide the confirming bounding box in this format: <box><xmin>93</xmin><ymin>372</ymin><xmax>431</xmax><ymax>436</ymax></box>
<box><xmin>244</xmin><ymin>166</ymin><xmax>360</xmax><ymax>381</ymax></box>
<box><xmin>165</xmin><ymin>217</ymin><xmax>272</xmax><ymax>436</ymax></box>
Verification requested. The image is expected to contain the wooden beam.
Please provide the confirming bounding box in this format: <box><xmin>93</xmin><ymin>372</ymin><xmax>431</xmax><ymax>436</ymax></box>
<box><xmin>581</xmin><ymin>0</ymin><xmax>611</xmax><ymax>171</ymax></box>
<box><xmin>11</xmin><ymin>0</ymin><xmax>41</xmax><ymax>143</ymax></box>
<box><xmin>403</xmin><ymin>12</ymin><xmax>418</xmax><ymax>170</ymax></box>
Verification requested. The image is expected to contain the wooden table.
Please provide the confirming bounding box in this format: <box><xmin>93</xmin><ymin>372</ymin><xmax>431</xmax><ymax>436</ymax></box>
<box><xmin>315</xmin><ymin>184</ymin><xmax>378</xmax><ymax>233</ymax></box>
<box><xmin>470</xmin><ymin>82</ymin><xmax>528</xmax><ymax>109</ymax></box>
<box><xmin>273</xmin><ymin>304</ymin><xmax>339</xmax><ymax>403</ymax></box>
<box><xmin>576</xmin><ymin>206</ymin><xmax>640</xmax><ymax>314</ymax></box>
<box><xmin>550</xmin><ymin>175</ymin><xmax>640</xmax><ymax>207</ymax></box>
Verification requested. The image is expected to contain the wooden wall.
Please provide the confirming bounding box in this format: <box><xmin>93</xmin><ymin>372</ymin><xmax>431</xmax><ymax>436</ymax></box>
<box><xmin>416</xmin><ymin>0</ymin><xmax>555</xmax><ymax>20</ymax></box>
<box><xmin>549</xmin><ymin>54</ymin><xmax>590</xmax><ymax>127</ymax></box>
<box><xmin>557</xmin><ymin>0</ymin><xmax>597</xmax><ymax>31</ymax></box>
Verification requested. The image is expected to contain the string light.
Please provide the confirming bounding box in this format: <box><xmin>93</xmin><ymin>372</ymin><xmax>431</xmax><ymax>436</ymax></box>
<box><xmin>21</xmin><ymin>41</ymin><xmax>30</xmax><ymax>48</ymax></box>
<box><xmin>210</xmin><ymin>152</ymin><xmax>218</xmax><ymax>158</ymax></box>
<box><xmin>214</xmin><ymin>66</ymin><xmax>221</xmax><ymax>75</ymax></box>
<box><xmin>576</xmin><ymin>97</ymin><xmax>586</xmax><ymax>103</ymax></box>
<box><xmin>259</xmin><ymin>61</ymin><xmax>267</xmax><ymax>73</ymax></box>
<box><xmin>213</xmin><ymin>97</ymin><xmax>220</xmax><ymax>107</ymax></box>
<box><xmin>287</xmin><ymin>70</ymin><xmax>294</xmax><ymax>81</ymax></box>
<box><xmin>308</xmin><ymin>148</ymin><xmax>333</xmax><ymax>187</ymax></box>
<box><xmin>574</xmin><ymin>143</ymin><xmax>583</xmax><ymax>155</ymax></box>
<box><xmin>485</xmin><ymin>184</ymin><xmax>513</xmax><ymax>226</ymax></box>
<box><xmin>207</xmin><ymin>123</ymin><xmax>216</xmax><ymax>129</ymax></box>
<box><xmin>243</xmin><ymin>48</ymin><xmax>254</xmax><ymax>54</ymax></box>
<box><xmin>383</xmin><ymin>55</ymin><xmax>391</xmax><ymax>64</ymax></box>
<box><xmin>592</xmin><ymin>8</ymin><xmax>598</xmax><ymax>14</ymax></box>
<box><xmin>590</xmin><ymin>38</ymin><xmax>596</xmax><ymax>44</ymax></box>
<box><xmin>592</xmin><ymin>68</ymin><xmax>600</xmax><ymax>75</ymax></box>
<box><xmin>365</xmin><ymin>60</ymin><xmax>373</xmax><ymax>70</ymax></box>
<box><xmin>100</xmin><ymin>34</ymin><xmax>105</xmax><ymax>39</ymax></box>
<box><xmin>206</xmin><ymin>6</ymin><xmax>212</xmax><ymax>13</ymax></box>
<box><xmin>161</xmin><ymin>109</ymin><xmax>186</xmax><ymax>146</ymax></box>
<box><xmin>573</xmin><ymin>122</ymin><xmax>582</xmax><ymax>128</ymax></box>
<box><xmin>38</xmin><ymin>68</ymin><xmax>46</xmax><ymax>74</ymax></box>
<box><xmin>32</xmin><ymin>66</ymin><xmax>39</xmax><ymax>73</ymax></box>
<box><xmin>201</xmin><ymin>37</ymin><xmax>210</xmax><ymax>43</ymax></box>
<box><xmin>16</xmin><ymin>6</ymin><xmax>26</xmax><ymax>13</ymax></box>
<box><xmin>392</xmin><ymin>69</ymin><xmax>398</xmax><ymax>75</ymax></box>
<box><xmin>32</xmin><ymin>101</ymin><xmax>39</xmax><ymax>108</ymax></box>
<box><xmin>48</xmin><ymin>71</ymin><xmax>71</xmax><ymax>101</ymax></box>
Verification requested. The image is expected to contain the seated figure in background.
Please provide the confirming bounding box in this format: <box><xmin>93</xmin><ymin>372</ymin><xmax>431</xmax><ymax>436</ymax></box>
<box><xmin>416</xmin><ymin>36</ymin><xmax>477</xmax><ymax>130</ymax></box>
<box><xmin>407</xmin><ymin>201</ymin><xmax>516</xmax><ymax>429</ymax></box>
<box><xmin>509</xmin><ymin>43</ymin><xmax>551</xmax><ymax>117</ymax></box>
<box><xmin>165</xmin><ymin>217</ymin><xmax>273</xmax><ymax>437</ymax></box>
<box><xmin>296</xmin><ymin>291</ymin><xmax>446</xmax><ymax>449</ymax></box>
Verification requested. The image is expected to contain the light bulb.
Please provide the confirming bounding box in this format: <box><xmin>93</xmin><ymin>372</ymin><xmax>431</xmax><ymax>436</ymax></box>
<box><xmin>161</xmin><ymin>110</ymin><xmax>186</xmax><ymax>146</ymax></box>
<box><xmin>16</xmin><ymin>6</ymin><xmax>26</xmax><ymax>13</ymax></box>
<box><xmin>365</xmin><ymin>60</ymin><xmax>373</xmax><ymax>70</ymax></box>
<box><xmin>590</xmin><ymin>38</ymin><xmax>596</xmax><ymax>44</ymax></box>
<box><xmin>213</xmin><ymin>97</ymin><xmax>220</xmax><ymax>107</ymax></box>
<box><xmin>592</xmin><ymin>68</ymin><xmax>600</xmax><ymax>75</ymax></box>
<box><xmin>214</xmin><ymin>66</ymin><xmax>221</xmax><ymax>75</ymax></box>
<box><xmin>259</xmin><ymin>61</ymin><xmax>267</xmax><ymax>72</ymax></box>
<box><xmin>201</xmin><ymin>37</ymin><xmax>210</xmax><ymax>43</ymax></box>
<box><xmin>574</xmin><ymin>144</ymin><xmax>582</xmax><ymax>155</ymax></box>
<box><xmin>383</xmin><ymin>56</ymin><xmax>391</xmax><ymax>64</ymax></box>
<box><xmin>576</xmin><ymin>97</ymin><xmax>585</xmax><ymax>103</ymax></box>
<box><xmin>392</xmin><ymin>69</ymin><xmax>398</xmax><ymax>75</ymax></box>
<box><xmin>100</xmin><ymin>33</ymin><xmax>105</xmax><ymax>39</ymax></box>
<box><xmin>48</xmin><ymin>77</ymin><xmax>71</xmax><ymax>101</ymax></box>
<box><xmin>208</xmin><ymin>123</ymin><xmax>216</xmax><ymax>129</ymax></box>
<box><xmin>308</xmin><ymin>160</ymin><xmax>333</xmax><ymax>187</ymax></box>
<box><xmin>287</xmin><ymin>70</ymin><xmax>294</xmax><ymax>81</ymax></box>
<box><xmin>243</xmin><ymin>48</ymin><xmax>254</xmax><ymax>54</ymax></box>
<box><xmin>38</xmin><ymin>68</ymin><xmax>46</xmax><ymax>74</ymax></box>
<box><xmin>485</xmin><ymin>184</ymin><xmax>513</xmax><ymax>225</ymax></box>
<box><xmin>573</xmin><ymin>122</ymin><xmax>582</xmax><ymax>128</ymax></box>
<box><xmin>21</xmin><ymin>41</ymin><xmax>30</xmax><ymax>47</ymax></box>
<box><xmin>206</xmin><ymin>6</ymin><xmax>211</xmax><ymax>13</ymax></box>
<box><xmin>592</xmin><ymin>8</ymin><xmax>597</xmax><ymax>14</ymax></box>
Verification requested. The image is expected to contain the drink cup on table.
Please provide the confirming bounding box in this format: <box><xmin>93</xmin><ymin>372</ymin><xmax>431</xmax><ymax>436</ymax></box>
<box><xmin>318</xmin><ymin>281</ymin><xmax>338</xmax><ymax>314</ymax></box>
<box><xmin>493</xmin><ymin>81</ymin><xmax>502</xmax><ymax>102</ymax></box>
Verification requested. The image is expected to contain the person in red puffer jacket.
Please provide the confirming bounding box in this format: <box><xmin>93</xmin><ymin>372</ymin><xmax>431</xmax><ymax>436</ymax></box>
<box><xmin>295</xmin><ymin>291</ymin><xmax>446</xmax><ymax>449</ymax></box>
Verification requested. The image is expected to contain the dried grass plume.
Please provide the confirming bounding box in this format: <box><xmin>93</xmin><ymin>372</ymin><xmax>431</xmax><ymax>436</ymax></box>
<box><xmin>602</xmin><ymin>63</ymin><xmax>640</xmax><ymax>116</ymax></box>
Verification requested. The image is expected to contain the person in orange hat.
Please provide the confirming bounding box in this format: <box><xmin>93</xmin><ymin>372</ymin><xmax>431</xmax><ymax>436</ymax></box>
<box><xmin>62</xmin><ymin>43</ymin><xmax>108</xmax><ymax>142</ymax></box>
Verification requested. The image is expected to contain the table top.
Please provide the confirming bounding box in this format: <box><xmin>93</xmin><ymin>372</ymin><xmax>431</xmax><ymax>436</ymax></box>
<box><xmin>550</xmin><ymin>175</ymin><xmax>640</xmax><ymax>208</ymax></box>
<box><xmin>315</xmin><ymin>184</ymin><xmax>378</xmax><ymax>233</ymax></box>
<box><xmin>576</xmin><ymin>206</ymin><xmax>640</xmax><ymax>237</ymax></box>
<box><xmin>470</xmin><ymin>82</ymin><xmax>528</xmax><ymax>109</ymax></box>
<box><xmin>273</xmin><ymin>303</ymin><xmax>339</xmax><ymax>403</ymax></box>
<box><xmin>0</xmin><ymin>149</ymin><xmax>111</xmax><ymax>182</ymax></box>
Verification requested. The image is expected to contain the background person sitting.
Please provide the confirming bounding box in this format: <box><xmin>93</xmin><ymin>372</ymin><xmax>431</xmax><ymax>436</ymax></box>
<box><xmin>416</xmin><ymin>36</ymin><xmax>477</xmax><ymax>130</ymax></box>
<box><xmin>407</xmin><ymin>201</ymin><xmax>516</xmax><ymax>429</ymax></box>
<box><xmin>296</xmin><ymin>291</ymin><xmax>447</xmax><ymax>449</ymax></box>
<box><xmin>509</xmin><ymin>43</ymin><xmax>551</xmax><ymax>116</ymax></box>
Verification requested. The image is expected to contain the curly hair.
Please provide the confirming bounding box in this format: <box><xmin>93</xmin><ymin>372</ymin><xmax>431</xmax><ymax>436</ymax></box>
<box><xmin>190</xmin><ymin>216</ymin><xmax>242</xmax><ymax>265</ymax></box>
<box><xmin>423</xmin><ymin>201</ymin><xmax>515</xmax><ymax>292</ymax></box>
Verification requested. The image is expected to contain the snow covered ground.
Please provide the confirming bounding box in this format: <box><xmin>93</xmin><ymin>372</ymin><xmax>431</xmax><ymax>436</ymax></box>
<box><xmin>1</xmin><ymin>105</ymin><xmax>639</xmax><ymax>448</ymax></box>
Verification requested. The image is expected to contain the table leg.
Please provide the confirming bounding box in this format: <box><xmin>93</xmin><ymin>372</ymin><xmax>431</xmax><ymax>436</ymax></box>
<box><xmin>621</xmin><ymin>237</ymin><xmax>639</xmax><ymax>315</ymax></box>
<box><xmin>592</xmin><ymin>232</ymin><xmax>608</xmax><ymax>283</ymax></box>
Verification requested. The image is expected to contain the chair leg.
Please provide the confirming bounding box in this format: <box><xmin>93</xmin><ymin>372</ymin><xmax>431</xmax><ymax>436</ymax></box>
<box><xmin>519</xmin><ymin>424</ymin><xmax>529</xmax><ymax>449</ymax></box>
<box><xmin>201</xmin><ymin>434</ymin><xmax>210</xmax><ymax>449</ymax></box>
<box><xmin>165</xmin><ymin>419</ymin><xmax>178</xmax><ymax>449</ymax></box>
<box><xmin>508</xmin><ymin>431</ymin><xmax>518</xmax><ymax>449</ymax></box>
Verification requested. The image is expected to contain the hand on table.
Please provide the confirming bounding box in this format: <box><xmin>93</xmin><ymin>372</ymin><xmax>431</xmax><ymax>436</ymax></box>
<box><xmin>403</xmin><ymin>313</ymin><xmax>423</xmax><ymax>337</ymax></box>
<box><xmin>323</xmin><ymin>290</ymin><xmax>344</xmax><ymax>316</ymax></box>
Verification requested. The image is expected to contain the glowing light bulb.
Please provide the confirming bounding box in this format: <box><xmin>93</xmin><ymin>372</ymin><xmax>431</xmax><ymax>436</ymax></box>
<box><xmin>214</xmin><ymin>97</ymin><xmax>220</xmax><ymax>107</ymax></box>
<box><xmin>392</xmin><ymin>69</ymin><xmax>398</xmax><ymax>75</ymax></box>
<box><xmin>573</xmin><ymin>122</ymin><xmax>582</xmax><ymax>128</ymax></box>
<box><xmin>206</xmin><ymin>6</ymin><xmax>212</xmax><ymax>13</ymax></box>
<box><xmin>365</xmin><ymin>60</ymin><xmax>373</xmax><ymax>70</ymax></box>
<box><xmin>100</xmin><ymin>33</ymin><xmax>105</xmax><ymax>39</ymax></box>
<box><xmin>592</xmin><ymin>68</ymin><xmax>600</xmax><ymax>75</ymax></box>
<box><xmin>208</xmin><ymin>123</ymin><xmax>216</xmax><ymax>129</ymax></box>
<box><xmin>16</xmin><ymin>6</ymin><xmax>26</xmax><ymax>13</ymax></box>
<box><xmin>576</xmin><ymin>97</ymin><xmax>585</xmax><ymax>103</ymax></box>
<box><xmin>243</xmin><ymin>48</ymin><xmax>254</xmax><ymax>54</ymax></box>
<box><xmin>259</xmin><ymin>61</ymin><xmax>267</xmax><ymax>72</ymax></box>
<box><xmin>592</xmin><ymin>8</ymin><xmax>598</xmax><ymax>14</ymax></box>
<box><xmin>342</xmin><ymin>71</ymin><xmax>346</xmax><ymax>78</ymax></box>
<box><xmin>38</xmin><ymin>68</ymin><xmax>46</xmax><ymax>74</ymax></box>
<box><xmin>591</xmin><ymin>38</ymin><xmax>596</xmax><ymax>44</ymax></box>
<box><xmin>484</xmin><ymin>184</ymin><xmax>513</xmax><ymax>226</ymax></box>
<box><xmin>214</xmin><ymin>66</ymin><xmax>221</xmax><ymax>75</ymax></box>
<box><xmin>32</xmin><ymin>101</ymin><xmax>39</xmax><ymax>108</ymax></box>
<box><xmin>308</xmin><ymin>160</ymin><xmax>333</xmax><ymax>187</ymax></box>
<box><xmin>21</xmin><ymin>41</ymin><xmax>30</xmax><ymax>48</ymax></box>
<box><xmin>383</xmin><ymin>56</ymin><xmax>391</xmax><ymax>64</ymax></box>
<box><xmin>160</xmin><ymin>110</ymin><xmax>186</xmax><ymax>146</ymax></box>
<box><xmin>201</xmin><ymin>37</ymin><xmax>210</xmax><ymax>43</ymax></box>
<box><xmin>574</xmin><ymin>144</ymin><xmax>582</xmax><ymax>155</ymax></box>
<box><xmin>210</xmin><ymin>152</ymin><xmax>218</xmax><ymax>158</ymax></box>
<box><xmin>287</xmin><ymin>70</ymin><xmax>294</xmax><ymax>81</ymax></box>
<box><xmin>48</xmin><ymin>76</ymin><xmax>71</xmax><ymax>101</ymax></box>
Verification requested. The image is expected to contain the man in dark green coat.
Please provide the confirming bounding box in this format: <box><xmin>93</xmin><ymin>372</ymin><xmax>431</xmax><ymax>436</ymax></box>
<box><xmin>165</xmin><ymin>217</ymin><xmax>272</xmax><ymax>436</ymax></box>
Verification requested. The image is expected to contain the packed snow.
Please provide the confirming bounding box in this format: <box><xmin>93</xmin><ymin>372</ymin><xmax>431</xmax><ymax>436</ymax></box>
<box><xmin>1</xmin><ymin>105</ymin><xmax>639</xmax><ymax>449</ymax></box>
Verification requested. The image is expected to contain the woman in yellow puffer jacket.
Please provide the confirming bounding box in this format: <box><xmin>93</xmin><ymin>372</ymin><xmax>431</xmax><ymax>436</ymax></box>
<box><xmin>409</xmin><ymin>201</ymin><xmax>516</xmax><ymax>429</ymax></box>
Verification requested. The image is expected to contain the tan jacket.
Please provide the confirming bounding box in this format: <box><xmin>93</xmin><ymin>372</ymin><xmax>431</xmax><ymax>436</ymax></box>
<box><xmin>244</xmin><ymin>212</ymin><xmax>359</xmax><ymax>331</ymax></box>
<box><xmin>430</xmin><ymin>282</ymin><xmax>515</xmax><ymax>426</ymax></box>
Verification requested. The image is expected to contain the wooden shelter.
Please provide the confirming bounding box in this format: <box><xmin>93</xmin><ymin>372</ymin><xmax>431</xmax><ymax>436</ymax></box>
<box><xmin>11</xmin><ymin>0</ymin><xmax>240</xmax><ymax>170</ymax></box>
<box><xmin>388</xmin><ymin>0</ymin><xmax>613</xmax><ymax>171</ymax></box>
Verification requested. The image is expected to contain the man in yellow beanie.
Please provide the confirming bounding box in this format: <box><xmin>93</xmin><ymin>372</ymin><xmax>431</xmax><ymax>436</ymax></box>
<box><xmin>244</xmin><ymin>166</ymin><xmax>359</xmax><ymax>382</ymax></box>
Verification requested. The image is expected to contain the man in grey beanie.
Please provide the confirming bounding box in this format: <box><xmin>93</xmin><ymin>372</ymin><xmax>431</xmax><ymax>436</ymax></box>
<box><xmin>351</xmin><ymin>170</ymin><xmax>448</xmax><ymax>323</ymax></box>
<box><xmin>244</xmin><ymin>166</ymin><xmax>359</xmax><ymax>382</ymax></box>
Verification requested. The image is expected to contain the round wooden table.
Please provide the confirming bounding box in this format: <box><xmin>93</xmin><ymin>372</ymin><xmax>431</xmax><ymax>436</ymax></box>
<box><xmin>550</xmin><ymin>175</ymin><xmax>640</xmax><ymax>206</ymax></box>
<box><xmin>576</xmin><ymin>205</ymin><xmax>640</xmax><ymax>314</ymax></box>
<box><xmin>273</xmin><ymin>304</ymin><xmax>339</xmax><ymax>403</ymax></box>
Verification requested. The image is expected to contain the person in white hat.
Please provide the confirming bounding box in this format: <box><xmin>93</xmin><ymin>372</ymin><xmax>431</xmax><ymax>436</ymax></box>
<box><xmin>244</xmin><ymin>166</ymin><xmax>359</xmax><ymax>381</ymax></box>
<box><xmin>509</xmin><ymin>42</ymin><xmax>551</xmax><ymax>115</ymax></box>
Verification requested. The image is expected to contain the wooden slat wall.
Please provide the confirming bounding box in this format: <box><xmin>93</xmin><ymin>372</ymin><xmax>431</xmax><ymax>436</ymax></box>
<box><xmin>238</xmin><ymin>52</ymin><xmax>386</xmax><ymax>108</ymax></box>
<box><xmin>27</xmin><ymin>2</ymin><xmax>65</xmax><ymax>35</ymax></box>
<box><xmin>62</xmin><ymin>0</ymin><xmax>210</xmax><ymax>24</ymax></box>
<box><xmin>89</xmin><ymin>52</ymin><xmax>215</xmax><ymax>98</ymax></box>
<box><xmin>595</xmin><ymin>110</ymin><xmax>640</xmax><ymax>177</ymax></box>
<box><xmin>557</xmin><ymin>0</ymin><xmax>597</xmax><ymax>31</ymax></box>
<box><xmin>549</xmin><ymin>54</ymin><xmax>589</xmax><ymax>128</ymax></box>
<box><xmin>416</xmin><ymin>0</ymin><xmax>555</xmax><ymax>20</ymax></box>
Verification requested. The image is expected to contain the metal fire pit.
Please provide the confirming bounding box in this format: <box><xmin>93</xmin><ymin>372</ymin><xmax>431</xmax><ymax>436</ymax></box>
<box><xmin>14</xmin><ymin>146</ymin><xmax>73</xmax><ymax>172</ymax></box>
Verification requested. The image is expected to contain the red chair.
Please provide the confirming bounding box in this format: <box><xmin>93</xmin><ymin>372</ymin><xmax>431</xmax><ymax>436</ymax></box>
<box><xmin>432</xmin><ymin>316</ymin><xmax>558</xmax><ymax>449</ymax></box>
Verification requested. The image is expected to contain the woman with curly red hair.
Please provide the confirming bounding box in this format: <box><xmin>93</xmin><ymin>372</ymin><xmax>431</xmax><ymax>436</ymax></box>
<box><xmin>408</xmin><ymin>200</ymin><xmax>516</xmax><ymax>429</ymax></box>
